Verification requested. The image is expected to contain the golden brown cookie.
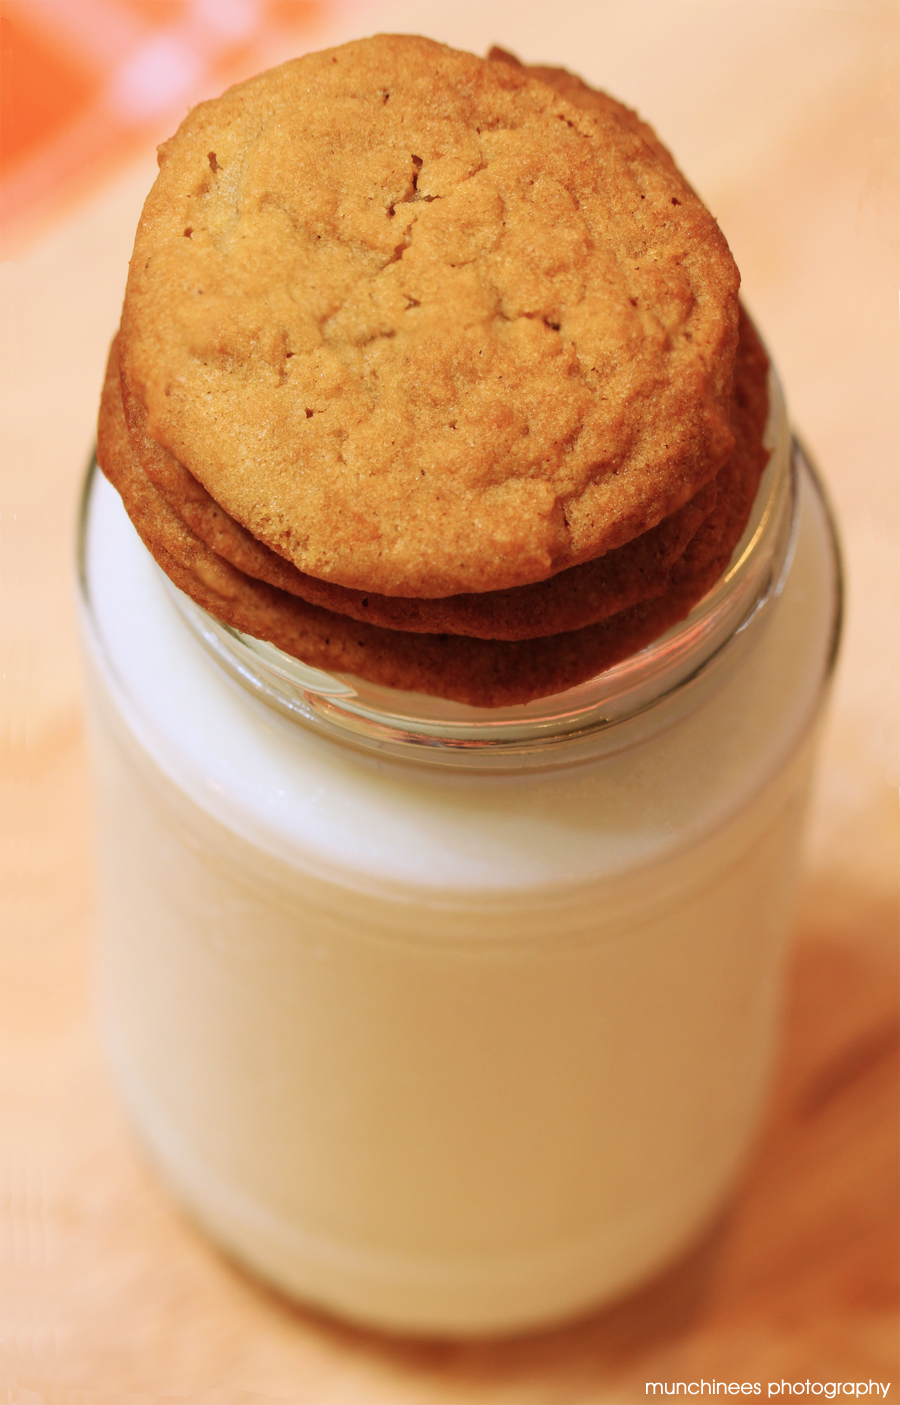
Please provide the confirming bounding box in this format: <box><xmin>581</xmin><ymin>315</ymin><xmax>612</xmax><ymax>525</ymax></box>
<box><xmin>123</xmin><ymin>345</ymin><xmax>717</xmax><ymax>640</ymax></box>
<box><xmin>117</xmin><ymin>302</ymin><xmax>766</xmax><ymax>643</ymax></box>
<box><xmin>119</xmin><ymin>34</ymin><xmax>740</xmax><ymax>598</ymax></box>
<box><xmin>98</xmin><ymin>310</ymin><xmax>768</xmax><ymax>708</ymax></box>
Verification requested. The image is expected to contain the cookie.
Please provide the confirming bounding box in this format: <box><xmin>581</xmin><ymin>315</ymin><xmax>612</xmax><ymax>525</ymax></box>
<box><xmin>115</xmin><ymin>300</ymin><xmax>766</xmax><ymax>642</ymax></box>
<box><xmin>119</xmin><ymin>34</ymin><xmax>740</xmax><ymax>599</ymax></box>
<box><xmin>125</xmin><ymin>362</ymin><xmax>717</xmax><ymax>640</ymax></box>
<box><xmin>98</xmin><ymin>306</ymin><xmax>768</xmax><ymax>708</ymax></box>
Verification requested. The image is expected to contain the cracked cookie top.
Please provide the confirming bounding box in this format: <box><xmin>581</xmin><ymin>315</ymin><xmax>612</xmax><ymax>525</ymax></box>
<box><xmin>119</xmin><ymin>34</ymin><xmax>740</xmax><ymax>598</ymax></box>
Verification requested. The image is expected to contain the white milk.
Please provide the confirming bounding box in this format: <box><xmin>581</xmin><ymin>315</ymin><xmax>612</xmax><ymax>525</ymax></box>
<box><xmin>78</xmin><ymin>428</ymin><xmax>840</xmax><ymax>1335</ymax></box>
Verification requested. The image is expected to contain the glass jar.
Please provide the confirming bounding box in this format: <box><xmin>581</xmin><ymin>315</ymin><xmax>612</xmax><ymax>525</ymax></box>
<box><xmin>77</xmin><ymin>365</ymin><xmax>841</xmax><ymax>1337</ymax></box>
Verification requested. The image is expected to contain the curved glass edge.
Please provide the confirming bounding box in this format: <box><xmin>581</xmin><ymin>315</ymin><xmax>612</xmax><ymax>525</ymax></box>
<box><xmin>792</xmin><ymin>435</ymin><xmax>844</xmax><ymax>685</ymax></box>
<box><xmin>76</xmin><ymin>402</ymin><xmax>841</xmax><ymax>773</ymax></box>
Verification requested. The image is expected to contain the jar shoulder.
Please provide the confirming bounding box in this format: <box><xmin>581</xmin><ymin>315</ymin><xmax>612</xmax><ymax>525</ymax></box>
<box><xmin>80</xmin><ymin>463</ymin><xmax>839</xmax><ymax>894</ymax></box>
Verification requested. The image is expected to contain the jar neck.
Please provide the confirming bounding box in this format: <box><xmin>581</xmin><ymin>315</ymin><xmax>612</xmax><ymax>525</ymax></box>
<box><xmin>146</xmin><ymin>366</ymin><xmax>798</xmax><ymax>770</ymax></box>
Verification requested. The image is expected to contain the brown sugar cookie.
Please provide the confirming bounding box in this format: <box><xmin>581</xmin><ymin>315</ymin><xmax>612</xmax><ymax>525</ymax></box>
<box><xmin>97</xmin><ymin>346</ymin><xmax>708</xmax><ymax>707</ymax></box>
<box><xmin>98</xmin><ymin>315</ymin><xmax>769</xmax><ymax>709</ymax></box>
<box><xmin>119</xmin><ymin>296</ymin><xmax>768</xmax><ymax>641</ymax></box>
<box><xmin>119</xmin><ymin>334</ymin><xmax>717</xmax><ymax>640</ymax></box>
<box><xmin>119</xmin><ymin>34</ymin><xmax>740</xmax><ymax>599</ymax></box>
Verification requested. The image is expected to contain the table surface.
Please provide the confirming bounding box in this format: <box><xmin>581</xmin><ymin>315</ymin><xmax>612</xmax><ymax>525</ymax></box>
<box><xmin>2</xmin><ymin>2</ymin><xmax>897</xmax><ymax>1400</ymax></box>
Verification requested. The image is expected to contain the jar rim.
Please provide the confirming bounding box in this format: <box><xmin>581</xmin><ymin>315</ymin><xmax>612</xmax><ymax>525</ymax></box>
<box><xmin>79</xmin><ymin>362</ymin><xmax>824</xmax><ymax>769</ymax></box>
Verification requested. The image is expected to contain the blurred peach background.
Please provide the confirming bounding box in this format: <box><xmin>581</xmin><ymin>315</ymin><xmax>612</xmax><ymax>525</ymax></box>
<box><xmin>1</xmin><ymin>2</ymin><xmax>897</xmax><ymax>1400</ymax></box>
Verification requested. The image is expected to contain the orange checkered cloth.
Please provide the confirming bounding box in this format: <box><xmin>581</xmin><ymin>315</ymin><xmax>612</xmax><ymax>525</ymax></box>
<box><xmin>0</xmin><ymin>0</ymin><xmax>344</xmax><ymax>251</ymax></box>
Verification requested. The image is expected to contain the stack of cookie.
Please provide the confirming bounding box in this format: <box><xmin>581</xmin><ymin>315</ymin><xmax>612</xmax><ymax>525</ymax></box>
<box><xmin>98</xmin><ymin>36</ymin><xmax>769</xmax><ymax>708</ymax></box>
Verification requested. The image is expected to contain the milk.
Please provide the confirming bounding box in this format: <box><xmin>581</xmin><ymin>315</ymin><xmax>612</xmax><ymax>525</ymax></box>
<box><xmin>78</xmin><ymin>446</ymin><xmax>839</xmax><ymax>1335</ymax></box>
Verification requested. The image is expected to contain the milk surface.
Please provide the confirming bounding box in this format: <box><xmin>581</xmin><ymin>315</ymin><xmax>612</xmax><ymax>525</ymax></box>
<box><xmin>80</xmin><ymin>462</ymin><xmax>838</xmax><ymax>1333</ymax></box>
